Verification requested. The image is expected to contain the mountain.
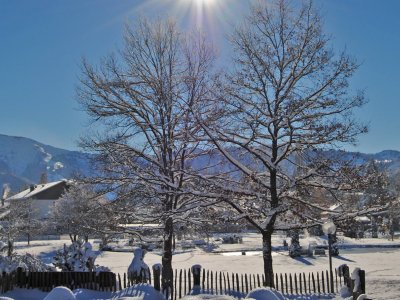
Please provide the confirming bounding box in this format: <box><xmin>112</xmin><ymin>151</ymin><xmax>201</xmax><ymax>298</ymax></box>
<box><xmin>0</xmin><ymin>134</ymin><xmax>92</xmax><ymax>196</ymax></box>
<box><xmin>1</xmin><ymin>133</ymin><xmax>400</xmax><ymax>196</ymax></box>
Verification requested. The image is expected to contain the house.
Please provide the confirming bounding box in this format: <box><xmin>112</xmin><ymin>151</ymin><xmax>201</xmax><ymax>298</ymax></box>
<box><xmin>6</xmin><ymin>180</ymin><xmax>70</xmax><ymax>219</ymax></box>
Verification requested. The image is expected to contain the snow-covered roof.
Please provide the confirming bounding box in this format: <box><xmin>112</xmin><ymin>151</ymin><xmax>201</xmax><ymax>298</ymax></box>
<box><xmin>355</xmin><ymin>216</ymin><xmax>371</xmax><ymax>223</ymax></box>
<box><xmin>6</xmin><ymin>180</ymin><xmax>67</xmax><ymax>201</ymax></box>
<box><xmin>329</xmin><ymin>203</ymin><xmax>343</xmax><ymax>212</ymax></box>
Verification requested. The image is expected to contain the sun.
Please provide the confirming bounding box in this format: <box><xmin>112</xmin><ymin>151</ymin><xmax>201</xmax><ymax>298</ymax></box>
<box><xmin>132</xmin><ymin>0</ymin><xmax>234</xmax><ymax>45</ymax></box>
<box><xmin>193</xmin><ymin>0</ymin><xmax>216</xmax><ymax>7</ymax></box>
<box><xmin>182</xmin><ymin>0</ymin><xmax>221</xmax><ymax>28</ymax></box>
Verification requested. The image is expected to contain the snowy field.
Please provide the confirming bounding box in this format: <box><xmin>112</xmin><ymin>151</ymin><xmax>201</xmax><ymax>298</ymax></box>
<box><xmin>5</xmin><ymin>233</ymin><xmax>400</xmax><ymax>299</ymax></box>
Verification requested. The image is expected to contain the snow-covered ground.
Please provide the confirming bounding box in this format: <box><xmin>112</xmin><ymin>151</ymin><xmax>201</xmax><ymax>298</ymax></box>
<box><xmin>8</xmin><ymin>233</ymin><xmax>400</xmax><ymax>299</ymax></box>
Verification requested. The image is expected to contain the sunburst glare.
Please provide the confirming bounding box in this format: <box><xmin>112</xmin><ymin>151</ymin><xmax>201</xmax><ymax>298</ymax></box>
<box><xmin>120</xmin><ymin>0</ymin><xmax>247</xmax><ymax>55</ymax></box>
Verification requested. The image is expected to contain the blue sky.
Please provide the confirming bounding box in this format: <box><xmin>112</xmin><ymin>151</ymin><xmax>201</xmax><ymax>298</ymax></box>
<box><xmin>0</xmin><ymin>0</ymin><xmax>399</xmax><ymax>153</ymax></box>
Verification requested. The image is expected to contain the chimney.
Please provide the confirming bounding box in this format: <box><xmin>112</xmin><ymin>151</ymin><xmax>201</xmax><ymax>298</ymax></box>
<box><xmin>1</xmin><ymin>184</ymin><xmax>10</xmax><ymax>206</ymax></box>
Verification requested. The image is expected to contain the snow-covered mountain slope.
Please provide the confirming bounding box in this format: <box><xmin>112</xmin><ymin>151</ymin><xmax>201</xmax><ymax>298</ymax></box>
<box><xmin>0</xmin><ymin>134</ymin><xmax>93</xmax><ymax>194</ymax></box>
<box><xmin>2</xmin><ymin>133</ymin><xmax>400</xmax><ymax>195</ymax></box>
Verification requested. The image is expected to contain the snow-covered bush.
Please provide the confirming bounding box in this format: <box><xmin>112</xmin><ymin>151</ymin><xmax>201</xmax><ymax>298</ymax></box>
<box><xmin>0</xmin><ymin>253</ymin><xmax>54</xmax><ymax>274</ymax></box>
<box><xmin>43</xmin><ymin>286</ymin><xmax>76</xmax><ymax>300</ymax></box>
<box><xmin>182</xmin><ymin>296</ymin><xmax>236</xmax><ymax>300</ymax></box>
<box><xmin>288</xmin><ymin>230</ymin><xmax>301</xmax><ymax>258</ymax></box>
<box><xmin>222</xmin><ymin>234</ymin><xmax>242</xmax><ymax>244</ymax></box>
<box><xmin>53</xmin><ymin>240</ymin><xmax>109</xmax><ymax>272</ymax></box>
<box><xmin>128</xmin><ymin>248</ymin><xmax>150</xmax><ymax>283</ymax></box>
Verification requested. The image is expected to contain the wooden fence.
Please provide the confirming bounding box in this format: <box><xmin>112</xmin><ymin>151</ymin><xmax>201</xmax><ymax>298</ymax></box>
<box><xmin>0</xmin><ymin>265</ymin><xmax>364</xmax><ymax>299</ymax></box>
<box><xmin>116</xmin><ymin>266</ymin><xmax>353</xmax><ymax>299</ymax></box>
<box><xmin>0</xmin><ymin>269</ymin><xmax>116</xmax><ymax>294</ymax></box>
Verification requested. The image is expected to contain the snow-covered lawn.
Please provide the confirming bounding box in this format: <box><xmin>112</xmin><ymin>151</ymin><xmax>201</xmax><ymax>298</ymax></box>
<box><xmin>9</xmin><ymin>233</ymin><xmax>400</xmax><ymax>299</ymax></box>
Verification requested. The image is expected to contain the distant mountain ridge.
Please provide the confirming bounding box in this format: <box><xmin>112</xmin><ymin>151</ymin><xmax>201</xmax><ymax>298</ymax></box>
<box><xmin>1</xmin><ymin>133</ymin><xmax>400</xmax><ymax>196</ymax></box>
<box><xmin>0</xmin><ymin>134</ymin><xmax>92</xmax><ymax>196</ymax></box>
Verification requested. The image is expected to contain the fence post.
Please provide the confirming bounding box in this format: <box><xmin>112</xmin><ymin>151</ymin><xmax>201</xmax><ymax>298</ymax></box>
<box><xmin>152</xmin><ymin>264</ymin><xmax>162</xmax><ymax>291</ymax></box>
<box><xmin>351</xmin><ymin>268</ymin><xmax>366</xmax><ymax>300</ymax></box>
<box><xmin>191</xmin><ymin>265</ymin><xmax>201</xmax><ymax>292</ymax></box>
<box><xmin>359</xmin><ymin>270</ymin><xmax>366</xmax><ymax>295</ymax></box>
<box><xmin>16</xmin><ymin>267</ymin><xmax>24</xmax><ymax>288</ymax></box>
<box><xmin>338</xmin><ymin>264</ymin><xmax>352</xmax><ymax>291</ymax></box>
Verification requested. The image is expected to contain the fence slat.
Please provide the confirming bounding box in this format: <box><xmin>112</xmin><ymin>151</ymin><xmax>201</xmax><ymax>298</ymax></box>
<box><xmin>335</xmin><ymin>268</ymin><xmax>338</xmax><ymax>293</ymax></box>
<box><xmin>325</xmin><ymin>270</ymin><xmax>332</xmax><ymax>293</ymax></box>
<box><xmin>245</xmin><ymin>273</ymin><xmax>249</xmax><ymax>294</ymax></box>
<box><xmin>179</xmin><ymin>269</ymin><xmax>182</xmax><ymax>299</ymax></box>
<box><xmin>202</xmin><ymin>268</ymin><xmax>205</xmax><ymax>291</ymax></box>
<box><xmin>311</xmin><ymin>273</ymin><xmax>315</xmax><ymax>294</ymax></box>
<box><xmin>184</xmin><ymin>269</ymin><xmax>187</xmax><ymax>295</ymax></box>
<box><xmin>299</xmin><ymin>273</ymin><xmax>302</xmax><ymax>295</ymax></box>
<box><xmin>227</xmin><ymin>272</ymin><xmax>231</xmax><ymax>295</ymax></box>
<box><xmin>174</xmin><ymin>269</ymin><xmax>177</xmax><ymax>300</ymax></box>
<box><xmin>188</xmin><ymin>268</ymin><xmax>192</xmax><ymax>294</ymax></box>
<box><xmin>210</xmin><ymin>270</ymin><xmax>214</xmax><ymax>294</ymax></box>
<box><xmin>285</xmin><ymin>273</ymin><xmax>288</xmax><ymax>294</ymax></box>
<box><xmin>215</xmin><ymin>271</ymin><xmax>218</xmax><ymax>295</ymax></box>
<box><xmin>223</xmin><ymin>272</ymin><xmax>227</xmax><ymax>294</ymax></box>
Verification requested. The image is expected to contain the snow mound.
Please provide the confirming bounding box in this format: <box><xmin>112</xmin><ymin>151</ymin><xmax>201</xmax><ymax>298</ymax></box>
<box><xmin>112</xmin><ymin>283</ymin><xmax>165</xmax><ymax>300</ymax></box>
<box><xmin>44</xmin><ymin>286</ymin><xmax>76</xmax><ymax>300</ymax></box>
<box><xmin>181</xmin><ymin>295</ymin><xmax>237</xmax><ymax>300</ymax></box>
<box><xmin>340</xmin><ymin>286</ymin><xmax>352</xmax><ymax>298</ymax></box>
<box><xmin>246</xmin><ymin>287</ymin><xmax>285</xmax><ymax>300</ymax></box>
<box><xmin>0</xmin><ymin>297</ymin><xmax>15</xmax><ymax>300</ymax></box>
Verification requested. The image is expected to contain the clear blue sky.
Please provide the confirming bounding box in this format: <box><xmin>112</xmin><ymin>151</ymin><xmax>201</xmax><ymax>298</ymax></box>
<box><xmin>1</xmin><ymin>0</ymin><xmax>399</xmax><ymax>153</ymax></box>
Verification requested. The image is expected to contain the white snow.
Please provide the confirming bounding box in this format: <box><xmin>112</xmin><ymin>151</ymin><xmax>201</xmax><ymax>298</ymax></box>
<box><xmin>53</xmin><ymin>161</ymin><xmax>64</xmax><ymax>170</ymax></box>
<box><xmin>43</xmin><ymin>286</ymin><xmax>76</xmax><ymax>300</ymax></box>
<box><xmin>351</xmin><ymin>267</ymin><xmax>361</xmax><ymax>293</ymax></box>
<box><xmin>181</xmin><ymin>296</ymin><xmax>236</xmax><ymax>300</ymax></box>
<box><xmin>35</xmin><ymin>144</ymin><xmax>53</xmax><ymax>163</ymax></box>
<box><xmin>7</xmin><ymin>232</ymin><xmax>400</xmax><ymax>299</ymax></box>
<box><xmin>113</xmin><ymin>284</ymin><xmax>165</xmax><ymax>300</ymax></box>
<box><xmin>6</xmin><ymin>180</ymin><xmax>66</xmax><ymax>200</ymax></box>
<box><xmin>246</xmin><ymin>287</ymin><xmax>285</xmax><ymax>300</ymax></box>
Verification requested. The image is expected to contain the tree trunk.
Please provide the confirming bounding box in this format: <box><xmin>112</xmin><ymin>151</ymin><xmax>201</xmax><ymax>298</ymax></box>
<box><xmin>7</xmin><ymin>240</ymin><xmax>13</xmax><ymax>257</ymax></box>
<box><xmin>162</xmin><ymin>216</ymin><xmax>174</xmax><ymax>296</ymax></box>
<box><xmin>262</xmin><ymin>231</ymin><xmax>274</xmax><ymax>287</ymax></box>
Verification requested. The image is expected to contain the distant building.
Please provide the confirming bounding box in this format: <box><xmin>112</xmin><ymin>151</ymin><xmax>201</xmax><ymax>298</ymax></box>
<box><xmin>6</xmin><ymin>180</ymin><xmax>70</xmax><ymax>219</ymax></box>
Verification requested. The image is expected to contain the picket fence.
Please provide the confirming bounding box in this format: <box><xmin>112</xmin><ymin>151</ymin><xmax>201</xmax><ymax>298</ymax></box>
<box><xmin>0</xmin><ymin>265</ymin><xmax>364</xmax><ymax>299</ymax></box>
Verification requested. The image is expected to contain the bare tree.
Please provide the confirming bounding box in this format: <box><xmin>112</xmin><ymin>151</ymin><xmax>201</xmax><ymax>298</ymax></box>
<box><xmin>77</xmin><ymin>19</ymin><xmax>218</xmax><ymax>294</ymax></box>
<box><xmin>196</xmin><ymin>0</ymin><xmax>367</xmax><ymax>286</ymax></box>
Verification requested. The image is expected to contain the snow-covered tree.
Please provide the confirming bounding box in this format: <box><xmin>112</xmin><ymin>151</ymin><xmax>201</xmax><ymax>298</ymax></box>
<box><xmin>288</xmin><ymin>230</ymin><xmax>301</xmax><ymax>258</ymax></box>
<box><xmin>53</xmin><ymin>240</ymin><xmax>109</xmax><ymax>272</ymax></box>
<box><xmin>0</xmin><ymin>253</ymin><xmax>55</xmax><ymax>274</ymax></box>
<box><xmin>195</xmin><ymin>0</ymin><xmax>367</xmax><ymax>286</ymax></box>
<box><xmin>0</xmin><ymin>199</ymin><xmax>41</xmax><ymax>256</ymax></box>
<box><xmin>77</xmin><ymin>19</ymin><xmax>218</xmax><ymax>294</ymax></box>
<box><xmin>50</xmin><ymin>184</ymin><xmax>117</xmax><ymax>243</ymax></box>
